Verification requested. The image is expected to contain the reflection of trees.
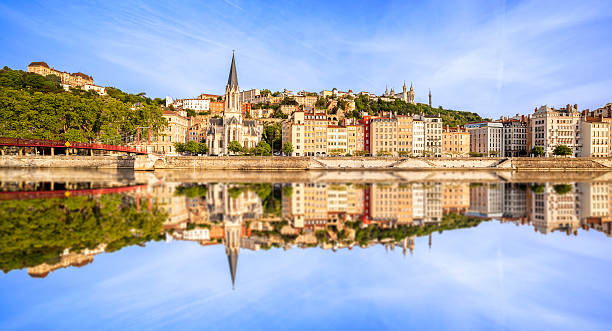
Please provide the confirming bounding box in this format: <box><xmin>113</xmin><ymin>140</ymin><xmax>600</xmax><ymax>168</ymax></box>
<box><xmin>0</xmin><ymin>194</ymin><xmax>167</xmax><ymax>273</ymax></box>
<box><xmin>553</xmin><ymin>184</ymin><xmax>573</xmax><ymax>195</ymax></box>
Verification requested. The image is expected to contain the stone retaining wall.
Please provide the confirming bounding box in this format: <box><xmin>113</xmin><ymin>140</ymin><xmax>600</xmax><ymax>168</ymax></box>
<box><xmin>3</xmin><ymin>155</ymin><xmax>612</xmax><ymax>171</ymax></box>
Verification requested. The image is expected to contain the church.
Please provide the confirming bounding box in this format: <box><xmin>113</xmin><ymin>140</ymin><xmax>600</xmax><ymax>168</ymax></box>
<box><xmin>206</xmin><ymin>53</ymin><xmax>263</xmax><ymax>156</ymax></box>
<box><xmin>383</xmin><ymin>82</ymin><xmax>416</xmax><ymax>105</ymax></box>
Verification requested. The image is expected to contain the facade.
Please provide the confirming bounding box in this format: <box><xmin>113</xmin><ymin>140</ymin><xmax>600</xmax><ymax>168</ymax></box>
<box><xmin>181</xmin><ymin>98</ymin><xmax>210</xmax><ymax>112</ymax></box>
<box><xmin>416</xmin><ymin>114</ymin><xmax>443</xmax><ymax>157</ymax></box>
<box><xmin>466</xmin><ymin>122</ymin><xmax>504</xmax><ymax>156</ymax></box>
<box><xmin>150</xmin><ymin>110</ymin><xmax>188</xmax><ymax>154</ymax></box>
<box><xmin>346</xmin><ymin>124</ymin><xmax>364</xmax><ymax>155</ymax></box>
<box><xmin>502</xmin><ymin>117</ymin><xmax>528</xmax><ymax>157</ymax></box>
<box><xmin>370</xmin><ymin>116</ymin><xmax>398</xmax><ymax>156</ymax></box>
<box><xmin>239</xmin><ymin>89</ymin><xmax>260</xmax><ymax>103</ymax></box>
<box><xmin>397</xmin><ymin>116</ymin><xmax>413</xmax><ymax>156</ymax></box>
<box><xmin>442</xmin><ymin>126</ymin><xmax>470</xmax><ymax>157</ymax></box>
<box><xmin>327</xmin><ymin>126</ymin><xmax>348</xmax><ymax>155</ymax></box>
<box><xmin>27</xmin><ymin>61</ymin><xmax>94</xmax><ymax>87</ymax></box>
<box><xmin>580</xmin><ymin>117</ymin><xmax>610</xmax><ymax>157</ymax></box>
<box><xmin>529</xmin><ymin>104</ymin><xmax>581</xmax><ymax>157</ymax></box>
<box><xmin>206</xmin><ymin>53</ymin><xmax>263</xmax><ymax>156</ymax></box>
<box><xmin>282</xmin><ymin>110</ymin><xmax>329</xmax><ymax>156</ymax></box>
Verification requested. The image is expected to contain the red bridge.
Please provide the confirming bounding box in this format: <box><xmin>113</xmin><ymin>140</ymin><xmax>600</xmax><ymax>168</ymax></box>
<box><xmin>0</xmin><ymin>137</ymin><xmax>148</xmax><ymax>155</ymax></box>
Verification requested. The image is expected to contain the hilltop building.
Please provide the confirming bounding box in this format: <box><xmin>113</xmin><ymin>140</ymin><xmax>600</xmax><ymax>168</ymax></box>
<box><xmin>27</xmin><ymin>61</ymin><xmax>105</xmax><ymax>94</ymax></box>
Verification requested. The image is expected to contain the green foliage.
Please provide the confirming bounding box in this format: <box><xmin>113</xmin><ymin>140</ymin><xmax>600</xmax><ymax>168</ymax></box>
<box><xmin>0</xmin><ymin>67</ymin><xmax>167</xmax><ymax>143</ymax></box>
<box><xmin>469</xmin><ymin>152</ymin><xmax>484</xmax><ymax>157</ymax></box>
<box><xmin>315</xmin><ymin>96</ymin><xmax>328</xmax><ymax>109</ymax></box>
<box><xmin>255</xmin><ymin>141</ymin><xmax>272</xmax><ymax>156</ymax></box>
<box><xmin>228</xmin><ymin>140</ymin><xmax>243</xmax><ymax>154</ymax></box>
<box><xmin>531</xmin><ymin>184</ymin><xmax>545</xmax><ymax>194</ymax></box>
<box><xmin>175</xmin><ymin>184</ymin><xmax>208</xmax><ymax>198</ymax></box>
<box><xmin>174</xmin><ymin>141</ymin><xmax>207</xmax><ymax>155</ymax></box>
<box><xmin>185</xmin><ymin>109</ymin><xmax>197</xmax><ymax>117</ymax></box>
<box><xmin>262</xmin><ymin>124</ymin><xmax>282</xmax><ymax>151</ymax></box>
<box><xmin>280</xmin><ymin>97</ymin><xmax>298</xmax><ymax>106</ymax></box>
<box><xmin>553</xmin><ymin>184</ymin><xmax>573</xmax><ymax>195</ymax></box>
<box><xmin>282</xmin><ymin>185</ymin><xmax>293</xmax><ymax>197</ymax></box>
<box><xmin>353</xmin><ymin>213</ymin><xmax>485</xmax><ymax>246</ymax></box>
<box><xmin>354</xmin><ymin>94</ymin><xmax>482</xmax><ymax>127</ymax></box>
<box><xmin>530</xmin><ymin>146</ymin><xmax>545</xmax><ymax>157</ymax></box>
<box><xmin>260</xmin><ymin>89</ymin><xmax>272</xmax><ymax>95</ymax></box>
<box><xmin>282</xmin><ymin>142</ymin><xmax>293</xmax><ymax>155</ymax></box>
<box><xmin>0</xmin><ymin>194</ymin><xmax>167</xmax><ymax>273</ymax></box>
<box><xmin>553</xmin><ymin>145</ymin><xmax>572</xmax><ymax>156</ymax></box>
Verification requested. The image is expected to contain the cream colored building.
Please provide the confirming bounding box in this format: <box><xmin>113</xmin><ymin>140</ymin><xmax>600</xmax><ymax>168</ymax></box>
<box><xmin>370</xmin><ymin>116</ymin><xmax>397</xmax><ymax>156</ymax></box>
<box><xmin>442</xmin><ymin>126</ymin><xmax>470</xmax><ymax>157</ymax></box>
<box><xmin>346</xmin><ymin>124</ymin><xmax>364</xmax><ymax>155</ymax></box>
<box><xmin>580</xmin><ymin>117</ymin><xmax>610</xmax><ymax>157</ymax></box>
<box><xmin>27</xmin><ymin>61</ymin><xmax>94</xmax><ymax>87</ymax></box>
<box><xmin>150</xmin><ymin>110</ymin><xmax>188</xmax><ymax>154</ymax></box>
<box><xmin>327</xmin><ymin>125</ymin><xmax>348</xmax><ymax>155</ymax></box>
<box><xmin>282</xmin><ymin>110</ymin><xmax>328</xmax><ymax>156</ymax></box>
<box><xmin>530</xmin><ymin>104</ymin><xmax>581</xmax><ymax>157</ymax></box>
<box><xmin>397</xmin><ymin>116</ymin><xmax>413</xmax><ymax>156</ymax></box>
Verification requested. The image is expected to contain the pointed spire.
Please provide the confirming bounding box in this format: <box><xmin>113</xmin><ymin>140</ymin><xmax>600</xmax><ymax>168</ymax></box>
<box><xmin>227</xmin><ymin>51</ymin><xmax>238</xmax><ymax>89</ymax></box>
<box><xmin>410</xmin><ymin>82</ymin><xmax>413</xmax><ymax>91</ymax></box>
<box><xmin>227</xmin><ymin>250</ymin><xmax>238</xmax><ymax>289</ymax></box>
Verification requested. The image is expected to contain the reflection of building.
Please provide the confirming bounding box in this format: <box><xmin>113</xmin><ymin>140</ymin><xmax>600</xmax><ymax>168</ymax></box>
<box><xmin>502</xmin><ymin>183</ymin><xmax>528</xmax><ymax>220</ymax></box>
<box><xmin>527</xmin><ymin>183</ymin><xmax>580</xmax><ymax>235</ymax></box>
<box><xmin>442</xmin><ymin>183</ymin><xmax>470</xmax><ymax>214</ymax></box>
<box><xmin>28</xmin><ymin>244</ymin><xmax>106</xmax><ymax>278</ymax></box>
<box><xmin>468</xmin><ymin>183</ymin><xmax>503</xmax><ymax>218</ymax></box>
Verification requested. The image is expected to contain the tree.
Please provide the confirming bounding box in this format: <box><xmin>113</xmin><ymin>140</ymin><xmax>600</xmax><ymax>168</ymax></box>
<box><xmin>255</xmin><ymin>141</ymin><xmax>272</xmax><ymax>156</ymax></box>
<box><xmin>554</xmin><ymin>184</ymin><xmax>573</xmax><ymax>195</ymax></box>
<box><xmin>174</xmin><ymin>142</ymin><xmax>186</xmax><ymax>153</ymax></box>
<box><xmin>185</xmin><ymin>109</ymin><xmax>196</xmax><ymax>117</ymax></box>
<box><xmin>228</xmin><ymin>140</ymin><xmax>242</xmax><ymax>154</ymax></box>
<box><xmin>282</xmin><ymin>142</ymin><xmax>293</xmax><ymax>155</ymax></box>
<box><xmin>184</xmin><ymin>141</ymin><xmax>199</xmax><ymax>154</ymax></box>
<box><xmin>530</xmin><ymin>146</ymin><xmax>545</xmax><ymax>157</ymax></box>
<box><xmin>553</xmin><ymin>145</ymin><xmax>572</xmax><ymax>156</ymax></box>
<box><xmin>198</xmin><ymin>142</ymin><xmax>209</xmax><ymax>155</ymax></box>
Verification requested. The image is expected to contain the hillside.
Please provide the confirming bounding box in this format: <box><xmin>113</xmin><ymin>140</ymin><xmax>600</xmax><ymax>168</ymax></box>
<box><xmin>0</xmin><ymin>66</ymin><xmax>167</xmax><ymax>144</ymax></box>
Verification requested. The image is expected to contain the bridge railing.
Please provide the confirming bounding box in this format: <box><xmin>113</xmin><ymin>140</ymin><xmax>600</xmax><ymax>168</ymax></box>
<box><xmin>0</xmin><ymin>137</ymin><xmax>147</xmax><ymax>154</ymax></box>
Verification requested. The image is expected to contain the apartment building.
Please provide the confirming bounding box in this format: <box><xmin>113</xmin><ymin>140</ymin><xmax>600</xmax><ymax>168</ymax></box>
<box><xmin>327</xmin><ymin>126</ymin><xmax>348</xmax><ymax>155</ymax></box>
<box><xmin>466</xmin><ymin>122</ymin><xmax>504</xmax><ymax>156</ymax></box>
<box><xmin>412</xmin><ymin>119</ymin><xmax>425</xmax><ymax>156</ymax></box>
<box><xmin>282</xmin><ymin>110</ymin><xmax>328</xmax><ymax>156</ymax></box>
<box><xmin>149</xmin><ymin>110</ymin><xmax>188</xmax><ymax>154</ymax></box>
<box><xmin>397</xmin><ymin>116</ymin><xmax>413</xmax><ymax>156</ymax></box>
<box><xmin>442</xmin><ymin>126</ymin><xmax>470</xmax><ymax>157</ymax></box>
<box><xmin>502</xmin><ymin>117</ymin><xmax>529</xmax><ymax>157</ymax></box>
<box><xmin>346</xmin><ymin>124</ymin><xmax>364</xmax><ymax>155</ymax></box>
<box><xmin>530</xmin><ymin>104</ymin><xmax>581</xmax><ymax>157</ymax></box>
<box><xmin>581</xmin><ymin>117</ymin><xmax>610</xmax><ymax>157</ymax></box>
<box><xmin>370</xmin><ymin>116</ymin><xmax>398</xmax><ymax>156</ymax></box>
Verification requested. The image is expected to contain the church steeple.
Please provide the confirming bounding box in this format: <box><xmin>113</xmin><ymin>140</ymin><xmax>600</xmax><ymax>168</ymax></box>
<box><xmin>224</xmin><ymin>51</ymin><xmax>240</xmax><ymax>115</ymax></box>
<box><xmin>227</xmin><ymin>51</ymin><xmax>238</xmax><ymax>89</ymax></box>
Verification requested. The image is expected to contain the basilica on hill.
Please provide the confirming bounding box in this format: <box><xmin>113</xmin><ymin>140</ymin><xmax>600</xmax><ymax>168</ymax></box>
<box><xmin>383</xmin><ymin>81</ymin><xmax>417</xmax><ymax>105</ymax></box>
<box><xmin>206</xmin><ymin>52</ymin><xmax>263</xmax><ymax>156</ymax></box>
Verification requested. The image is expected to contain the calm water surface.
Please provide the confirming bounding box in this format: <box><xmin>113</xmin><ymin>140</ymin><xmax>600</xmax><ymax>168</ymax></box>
<box><xmin>0</xmin><ymin>169</ymin><xmax>611</xmax><ymax>330</ymax></box>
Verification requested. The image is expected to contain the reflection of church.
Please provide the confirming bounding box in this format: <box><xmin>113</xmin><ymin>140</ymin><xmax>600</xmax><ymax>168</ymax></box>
<box><xmin>206</xmin><ymin>184</ymin><xmax>263</xmax><ymax>288</ymax></box>
<box><xmin>206</xmin><ymin>53</ymin><xmax>263</xmax><ymax>156</ymax></box>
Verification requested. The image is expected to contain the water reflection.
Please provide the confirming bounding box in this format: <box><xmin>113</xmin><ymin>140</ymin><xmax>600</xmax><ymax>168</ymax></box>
<box><xmin>1</xmin><ymin>173</ymin><xmax>611</xmax><ymax>284</ymax></box>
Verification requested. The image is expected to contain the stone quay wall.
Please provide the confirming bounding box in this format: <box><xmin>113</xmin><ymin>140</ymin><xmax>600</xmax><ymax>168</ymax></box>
<box><xmin>2</xmin><ymin>155</ymin><xmax>612</xmax><ymax>171</ymax></box>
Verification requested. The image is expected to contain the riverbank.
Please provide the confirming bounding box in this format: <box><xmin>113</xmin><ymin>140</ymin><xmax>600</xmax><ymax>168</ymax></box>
<box><xmin>2</xmin><ymin>155</ymin><xmax>612</xmax><ymax>171</ymax></box>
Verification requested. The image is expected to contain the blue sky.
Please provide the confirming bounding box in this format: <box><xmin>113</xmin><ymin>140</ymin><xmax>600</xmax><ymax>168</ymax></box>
<box><xmin>0</xmin><ymin>0</ymin><xmax>611</xmax><ymax>118</ymax></box>
<box><xmin>1</xmin><ymin>222</ymin><xmax>612</xmax><ymax>330</ymax></box>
